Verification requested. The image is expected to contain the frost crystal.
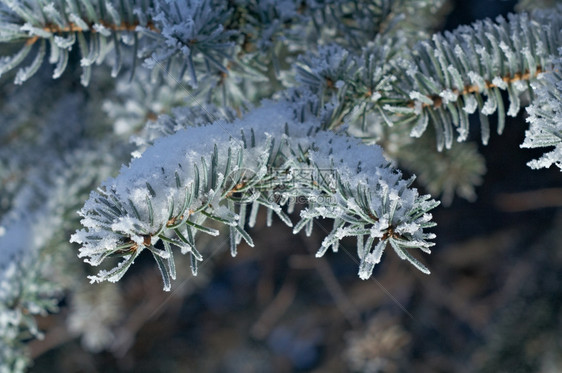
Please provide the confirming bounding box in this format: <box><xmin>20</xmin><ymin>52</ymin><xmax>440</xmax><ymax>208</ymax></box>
<box><xmin>522</xmin><ymin>68</ymin><xmax>562</xmax><ymax>170</ymax></box>
<box><xmin>73</xmin><ymin>100</ymin><xmax>438</xmax><ymax>288</ymax></box>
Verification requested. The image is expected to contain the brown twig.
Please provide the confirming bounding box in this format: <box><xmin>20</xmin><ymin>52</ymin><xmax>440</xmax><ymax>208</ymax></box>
<box><xmin>25</xmin><ymin>20</ymin><xmax>158</xmax><ymax>46</ymax></box>
<box><xmin>408</xmin><ymin>66</ymin><xmax>544</xmax><ymax>109</ymax></box>
<box><xmin>225</xmin><ymin>182</ymin><xmax>247</xmax><ymax>198</ymax></box>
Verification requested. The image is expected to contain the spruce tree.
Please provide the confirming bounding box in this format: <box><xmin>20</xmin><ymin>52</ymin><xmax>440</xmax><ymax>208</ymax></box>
<box><xmin>0</xmin><ymin>1</ymin><xmax>560</xmax><ymax>371</ymax></box>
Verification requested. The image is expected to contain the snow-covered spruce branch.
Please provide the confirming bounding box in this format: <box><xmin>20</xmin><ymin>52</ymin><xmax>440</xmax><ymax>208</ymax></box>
<box><xmin>0</xmin><ymin>0</ymin><xmax>239</xmax><ymax>86</ymax></box>
<box><xmin>0</xmin><ymin>217</ymin><xmax>60</xmax><ymax>373</ymax></box>
<box><xmin>106</xmin><ymin>71</ymin><xmax>486</xmax><ymax>207</ymax></box>
<box><xmin>384</xmin><ymin>9</ymin><xmax>562</xmax><ymax>150</ymax></box>
<box><xmin>294</xmin><ymin>9</ymin><xmax>562</xmax><ymax>150</ymax></box>
<box><xmin>0</xmin><ymin>0</ymin><xmax>332</xmax><ymax>87</ymax></box>
<box><xmin>0</xmin><ymin>148</ymin><xmax>107</xmax><ymax>372</ymax></box>
<box><xmin>521</xmin><ymin>60</ymin><xmax>562</xmax><ymax>170</ymax></box>
<box><xmin>0</xmin><ymin>0</ymin><xmax>447</xmax><ymax>90</ymax></box>
<box><xmin>0</xmin><ymin>80</ymin><xmax>131</xmax><ymax>371</ymax></box>
<box><xmin>0</xmin><ymin>0</ymin><xmax>150</xmax><ymax>85</ymax></box>
<box><xmin>71</xmin><ymin>101</ymin><xmax>438</xmax><ymax>290</ymax></box>
<box><xmin>290</xmin><ymin>42</ymin><xmax>488</xmax><ymax>205</ymax></box>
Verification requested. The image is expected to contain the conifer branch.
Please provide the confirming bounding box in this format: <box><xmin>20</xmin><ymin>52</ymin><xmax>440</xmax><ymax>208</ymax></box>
<box><xmin>2</xmin><ymin>3</ymin><xmax>562</xmax><ymax>371</ymax></box>
<box><xmin>71</xmin><ymin>101</ymin><xmax>439</xmax><ymax>290</ymax></box>
<box><xmin>294</xmin><ymin>9</ymin><xmax>561</xmax><ymax>150</ymax></box>
<box><xmin>24</xmin><ymin>20</ymin><xmax>158</xmax><ymax>46</ymax></box>
<box><xmin>409</xmin><ymin>66</ymin><xmax>544</xmax><ymax>110</ymax></box>
<box><xmin>382</xmin><ymin>9</ymin><xmax>562</xmax><ymax>149</ymax></box>
<box><xmin>521</xmin><ymin>61</ymin><xmax>562</xmax><ymax>170</ymax></box>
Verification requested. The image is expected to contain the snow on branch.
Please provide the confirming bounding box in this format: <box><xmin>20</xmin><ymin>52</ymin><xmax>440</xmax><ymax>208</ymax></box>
<box><xmin>0</xmin><ymin>0</ymin><xmax>238</xmax><ymax>86</ymax></box>
<box><xmin>0</xmin><ymin>0</ymin><xmax>155</xmax><ymax>85</ymax></box>
<box><xmin>382</xmin><ymin>9</ymin><xmax>562</xmax><ymax>149</ymax></box>
<box><xmin>521</xmin><ymin>62</ymin><xmax>562</xmax><ymax>170</ymax></box>
<box><xmin>71</xmin><ymin>101</ymin><xmax>439</xmax><ymax>290</ymax></box>
<box><xmin>292</xmin><ymin>9</ymin><xmax>562</xmax><ymax>151</ymax></box>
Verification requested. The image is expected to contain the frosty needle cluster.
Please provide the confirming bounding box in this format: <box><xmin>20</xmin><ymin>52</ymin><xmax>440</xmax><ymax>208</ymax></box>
<box><xmin>71</xmin><ymin>101</ymin><xmax>439</xmax><ymax>290</ymax></box>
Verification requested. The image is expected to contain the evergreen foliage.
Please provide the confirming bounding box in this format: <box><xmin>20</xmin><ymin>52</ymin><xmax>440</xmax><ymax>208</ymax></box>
<box><xmin>522</xmin><ymin>59</ymin><xmax>562</xmax><ymax>170</ymax></box>
<box><xmin>71</xmin><ymin>101</ymin><xmax>438</xmax><ymax>289</ymax></box>
<box><xmin>0</xmin><ymin>0</ymin><xmax>561</xmax><ymax>371</ymax></box>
